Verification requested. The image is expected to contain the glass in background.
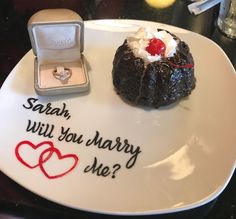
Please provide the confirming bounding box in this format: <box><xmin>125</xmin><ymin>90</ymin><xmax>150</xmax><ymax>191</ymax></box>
<box><xmin>217</xmin><ymin>0</ymin><xmax>236</xmax><ymax>39</ymax></box>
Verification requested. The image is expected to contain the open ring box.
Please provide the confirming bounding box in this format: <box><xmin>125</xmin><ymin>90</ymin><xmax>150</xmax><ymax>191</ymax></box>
<box><xmin>28</xmin><ymin>9</ymin><xmax>89</xmax><ymax>95</ymax></box>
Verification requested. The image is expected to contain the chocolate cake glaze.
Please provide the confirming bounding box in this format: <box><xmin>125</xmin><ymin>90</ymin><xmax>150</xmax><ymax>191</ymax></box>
<box><xmin>112</xmin><ymin>32</ymin><xmax>196</xmax><ymax>108</ymax></box>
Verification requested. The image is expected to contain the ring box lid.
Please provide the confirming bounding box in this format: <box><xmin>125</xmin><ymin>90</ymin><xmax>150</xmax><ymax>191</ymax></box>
<box><xmin>28</xmin><ymin>9</ymin><xmax>84</xmax><ymax>64</ymax></box>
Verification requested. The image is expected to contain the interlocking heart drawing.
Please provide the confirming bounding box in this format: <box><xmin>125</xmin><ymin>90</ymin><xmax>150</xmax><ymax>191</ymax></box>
<box><xmin>15</xmin><ymin>140</ymin><xmax>79</xmax><ymax>179</ymax></box>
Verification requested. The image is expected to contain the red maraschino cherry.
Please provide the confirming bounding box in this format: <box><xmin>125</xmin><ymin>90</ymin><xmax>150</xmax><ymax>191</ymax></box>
<box><xmin>146</xmin><ymin>38</ymin><xmax>166</xmax><ymax>56</ymax></box>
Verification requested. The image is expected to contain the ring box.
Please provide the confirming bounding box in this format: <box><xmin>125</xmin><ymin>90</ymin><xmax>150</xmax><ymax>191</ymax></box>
<box><xmin>28</xmin><ymin>9</ymin><xmax>89</xmax><ymax>95</ymax></box>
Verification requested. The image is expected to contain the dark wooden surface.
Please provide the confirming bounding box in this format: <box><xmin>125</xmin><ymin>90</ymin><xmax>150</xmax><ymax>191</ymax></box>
<box><xmin>0</xmin><ymin>0</ymin><xmax>235</xmax><ymax>218</ymax></box>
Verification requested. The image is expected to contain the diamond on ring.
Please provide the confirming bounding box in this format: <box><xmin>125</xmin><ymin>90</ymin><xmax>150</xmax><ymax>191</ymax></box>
<box><xmin>53</xmin><ymin>66</ymin><xmax>72</xmax><ymax>84</ymax></box>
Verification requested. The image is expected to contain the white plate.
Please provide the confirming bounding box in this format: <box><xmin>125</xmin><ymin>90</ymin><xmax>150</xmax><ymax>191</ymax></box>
<box><xmin>0</xmin><ymin>20</ymin><xmax>235</xmax><ymax>215</ymax></box>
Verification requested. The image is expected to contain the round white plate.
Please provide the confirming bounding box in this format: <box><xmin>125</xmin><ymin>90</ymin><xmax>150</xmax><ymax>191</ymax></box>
<box><xmin>0</xmin><ymin>20</ymin><xmax>235</xmax><ymax>215</ymax></box>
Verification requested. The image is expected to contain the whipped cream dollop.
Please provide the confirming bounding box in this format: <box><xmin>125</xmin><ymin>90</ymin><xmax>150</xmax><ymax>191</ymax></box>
<box><xmin>127</xmin><ymin>27</ymin><xmax>178</xmax><ymax>62</ymax></box>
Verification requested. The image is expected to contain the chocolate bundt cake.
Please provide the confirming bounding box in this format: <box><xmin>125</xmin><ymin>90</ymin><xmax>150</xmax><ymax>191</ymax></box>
<box><xmin>112</xmin><ymin>27</ymin><xmax>196</xmax><ymax>108</ymax></box>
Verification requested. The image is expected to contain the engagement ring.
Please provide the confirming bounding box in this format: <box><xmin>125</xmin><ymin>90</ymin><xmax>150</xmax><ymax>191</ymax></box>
<box><xmin>53</xmin><ymin>66</ymin><xmax>72</xmax><ymax>84</ymax></box>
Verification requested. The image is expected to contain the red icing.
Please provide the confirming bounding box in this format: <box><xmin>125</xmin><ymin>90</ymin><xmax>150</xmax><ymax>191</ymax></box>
<box><xmin>15</xmin><ymin>140</ymin><xmax>54</xmax><ymax>169</ymax></box>
<box><xmin>146</xmin><ymin>38</ymin><xmax>166</xmax><ymax>56</ymax></box>
<box><xmin>167</xmin><ymin>60</ymin><xmax>194</xmax><ymax>69</ymax></box>
<box><xmin>15</xmin><ymin>140</ymin><xmax>79</xmax><ymax>179</ymax></box>
<box><xmin>39</xmin><ymin>147</ymin><xmax>79</xmax><ymax>179</ymax></box>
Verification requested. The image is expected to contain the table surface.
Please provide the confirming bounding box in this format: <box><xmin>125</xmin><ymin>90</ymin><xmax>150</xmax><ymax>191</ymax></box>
<box><xmin>0</xmin><ymin>0</ymin><xmax>235</xmax><ymax>219</ymax></box>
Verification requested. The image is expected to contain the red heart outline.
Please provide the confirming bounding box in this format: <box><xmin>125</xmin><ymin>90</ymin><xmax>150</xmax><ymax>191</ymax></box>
<box><xmin>39</xmin><ymin>147</ymin><xmax>79</xmax><ymax>179</ymax></box>
<box><xmin>15</xmin><ymin>140</ymin><xmax>54</xmax><ymax>169</ymax></box>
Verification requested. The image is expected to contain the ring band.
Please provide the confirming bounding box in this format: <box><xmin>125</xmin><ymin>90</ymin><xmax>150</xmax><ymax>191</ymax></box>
<box><xmin>53</xmin><ymin>66</ymin><xmax>72</xmax><ymax>84</ymax></box>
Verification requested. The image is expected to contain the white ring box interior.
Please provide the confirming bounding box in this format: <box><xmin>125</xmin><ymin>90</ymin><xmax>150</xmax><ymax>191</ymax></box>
<box><xmin>28</xmin><ymin>9</ymin><xmax>89</xmax><ymax>95</ymax></box>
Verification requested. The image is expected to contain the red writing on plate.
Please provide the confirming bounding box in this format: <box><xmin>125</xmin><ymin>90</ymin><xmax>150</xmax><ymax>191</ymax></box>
<box><xmin>15</xmin><ymin>140</ymin><xmax>79</xmax><ymax>179</ymax></box>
